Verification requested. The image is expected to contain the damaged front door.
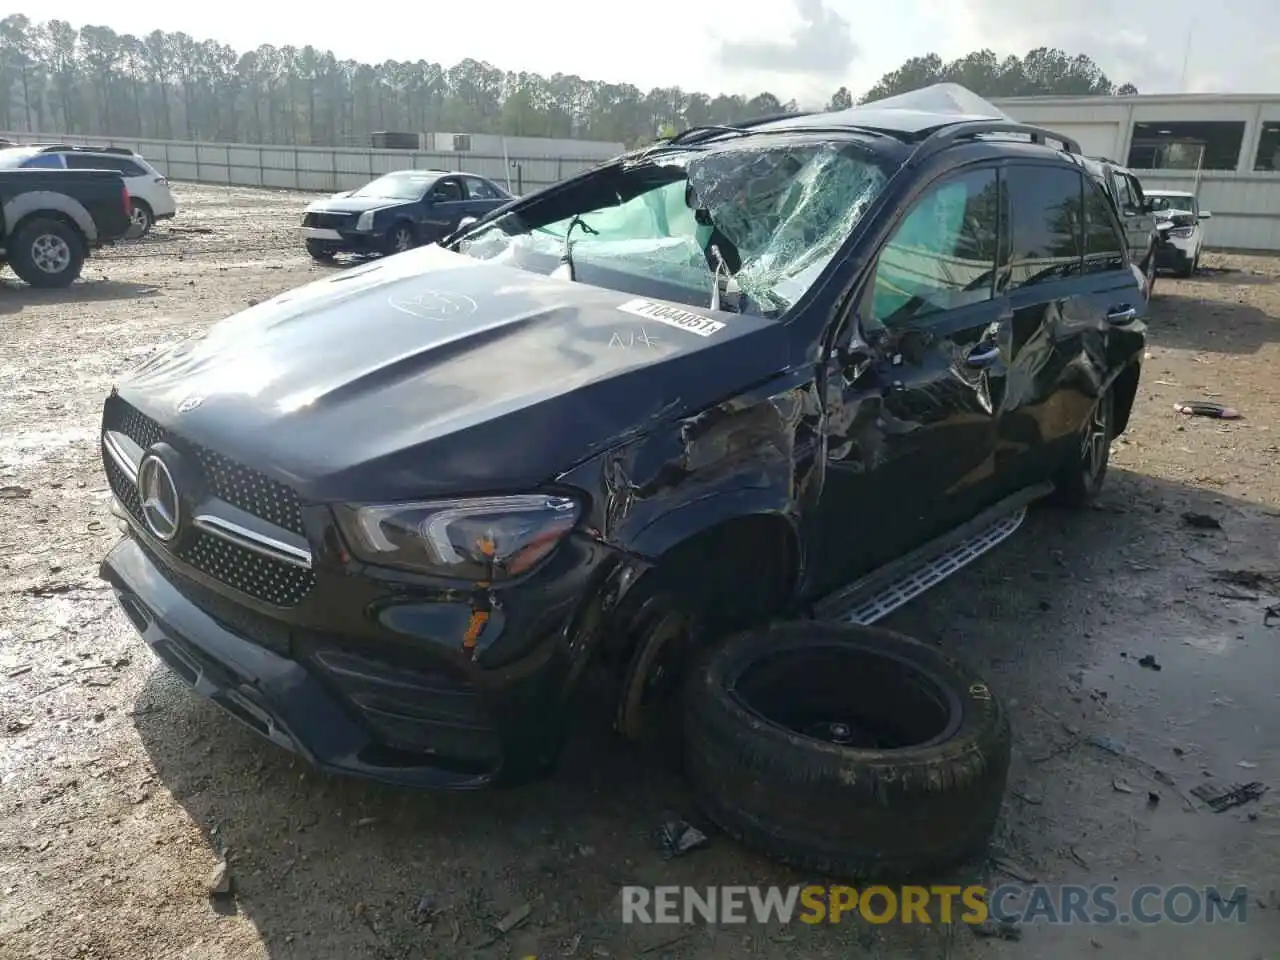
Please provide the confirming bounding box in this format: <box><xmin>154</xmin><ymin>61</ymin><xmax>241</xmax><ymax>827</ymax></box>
<box><xmin>808</xmin><ymin>164</ymin><xmax>1009</xmax><ymax>596</ymax></box>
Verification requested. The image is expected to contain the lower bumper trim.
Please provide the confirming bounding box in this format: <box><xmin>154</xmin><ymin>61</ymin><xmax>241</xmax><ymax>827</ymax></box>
<box><xmin>101</xmin><ymin>536</ymin><xmax>499</xmax><ymax>790</ymax></box>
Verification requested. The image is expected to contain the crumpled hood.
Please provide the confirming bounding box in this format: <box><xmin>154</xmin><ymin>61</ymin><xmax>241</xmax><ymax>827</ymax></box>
<box><xmin>117</xmin><ymin>245</ymin><xmax>786</xmax><ymax>502</ymax></box>
<box><xmin>304</xmin><ymin>195</ymin><xmax>407</xmax><ymax>215</ymax></box>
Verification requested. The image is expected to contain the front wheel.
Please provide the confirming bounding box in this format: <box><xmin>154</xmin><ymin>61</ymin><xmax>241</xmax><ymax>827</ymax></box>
<box><xmin>9</xmin><ymin>218</ymin><xmax>85</xmax><ymax>288</ymax></box>
<box><xmin>385</xmin><ymin>223</ymin><xmax>415</xmax><ymax>255</ymax></box>
<box><xmin>305</xmin><ymin>239</ymin><xmax>336</xmax><ymax>262</ymax></box>
<box><xmin>1049</xmin><ymin>387</ymin><xmax>1113</xmax><ymax>506</ymax></box>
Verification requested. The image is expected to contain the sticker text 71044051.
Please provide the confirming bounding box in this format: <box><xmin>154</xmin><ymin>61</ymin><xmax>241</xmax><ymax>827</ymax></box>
<box><xmin>617</xmin><ymin>299</ymin><xmax>726</xmax><ymax>338</ymax></box>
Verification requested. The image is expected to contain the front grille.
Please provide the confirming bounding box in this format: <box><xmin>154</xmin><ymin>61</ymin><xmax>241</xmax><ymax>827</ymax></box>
<box><xmin>304</xmin><ymin>212</ymin><xmax>354</xmax><ymax>230</ymax></box>
<box><xmin>103</xmin><ymin>397</ymin><xmax>315</xmax><ymax>607</ymax></box>
<box><xmin>141</xmin><ymin>541</ymin><xmax>292</xmax><ymax>654</ymax></box>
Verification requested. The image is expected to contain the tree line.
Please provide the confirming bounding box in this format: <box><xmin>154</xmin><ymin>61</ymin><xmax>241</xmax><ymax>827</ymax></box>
<box><xmin>0</xmin><ymin>14</ymin><xmax>1138</xmax><ymax>149</ymax></box>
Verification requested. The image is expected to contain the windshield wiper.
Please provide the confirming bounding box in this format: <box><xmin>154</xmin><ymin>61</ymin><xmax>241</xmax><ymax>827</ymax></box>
<box><xmin>549</xmin><ymin>214</ymin><xmax>598</xmax><ymax>282</ymax></box>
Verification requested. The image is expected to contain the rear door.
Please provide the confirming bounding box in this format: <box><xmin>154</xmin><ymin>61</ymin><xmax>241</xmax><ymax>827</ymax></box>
<box><xmin>992</xmin><ymin>163</ymin><xmax>1143</xmax><ymax>493</ymax></box>
<box><xmin>809</xmin><ymin>163</ymin><xmax>1008</xmax><ymax>595</ymax></box>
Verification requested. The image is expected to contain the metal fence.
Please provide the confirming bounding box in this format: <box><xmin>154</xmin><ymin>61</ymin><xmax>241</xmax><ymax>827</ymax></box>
<box><xmin>0</xmin><ymin>132</ymin><xmax>618</xmax><ymax>195</ymax></box>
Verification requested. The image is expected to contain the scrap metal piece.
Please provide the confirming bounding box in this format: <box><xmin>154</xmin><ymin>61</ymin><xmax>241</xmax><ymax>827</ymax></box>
<box><xmin>1189</xmin><ymin>781</ymin><xmax>1268</xmax><ymax>813</ymax></box>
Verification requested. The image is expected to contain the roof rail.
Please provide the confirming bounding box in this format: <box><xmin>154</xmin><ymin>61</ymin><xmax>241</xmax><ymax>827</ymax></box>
<box><xmin>36</xmin><ymin>143</ymin><xmax>135</xmax><ymax>156</ymax></box>
<box><xmin>907</xmin><ymin>120</ymin><xmax>1081</xmax><ymax>167</ymax></box>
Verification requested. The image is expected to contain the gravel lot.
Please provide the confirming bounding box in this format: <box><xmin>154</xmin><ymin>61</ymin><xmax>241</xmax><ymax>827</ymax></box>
<box><xmin>1</xmin><ymin>184</ymin><xmax>1279</xmax><ymax>960</ymax></box>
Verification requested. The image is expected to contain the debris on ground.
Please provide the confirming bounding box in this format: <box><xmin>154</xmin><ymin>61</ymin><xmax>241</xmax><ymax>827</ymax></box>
<box><xmin>1174</xmin><ymin>400</ymin><xmax>1242</xmax><ymax>419</ymax></box>
<box><xmin>972</xmin><ymin>918</ymin><xmax>1023</xmax><ymax>941</ymax></box>
<box><xmin>1147</xmin><ymin>791</ymin><xmax>1160</xmax><ymax>806</ymax></box>
<box><xmin>656</xmin><ymin>819</ymin><xmax>708</xmax><ymax>859</ymax></box>
<box><xmin>1212</xmin><ymin>569</ymin><xmax>1280</xmax><ymax>591</ymax></box>
<box><xmin>1137</xmin><ymin>654</ymin><xmax>1162</xmax><ymax>671</ymax></box>
<box><xmin>1181</xmin><ymin>512</ymin><xmax>1222</xmax><ymax>530</ymax></box>
<box><xmin>494</xmin><ymin>902</ymin><xmax>532</xmax><ymax>934</ymax></box>
<box><xmin>1237</xmin><ymin>761</ymin><xmax>1258</xmax><ymax>769</ymax></box>
<box><xmin>1112</xmin><ymin>777</ymin><xmax>1135</xmax><ymax>794</ymax></box>
<box><xmin>0</xmin><ymin>485</ymin><xmax>32</xmax><ymax>499</ymax></box>
<box><xmin>1190</xmin><ymin>781</ymin><xmax>1268</xmax><ymax>813</ymax></box>
<box><xmin>991</xmin><ymin>855</ymin><xmax>1037</xmax><ymax>883</ymax></box>
<box><xmin>207</xmin><ymin>860</ymin><xmax>233</xmax><ymax>898</ymax></box>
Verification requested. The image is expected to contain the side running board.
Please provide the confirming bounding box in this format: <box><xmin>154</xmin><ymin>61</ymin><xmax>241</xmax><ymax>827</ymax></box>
<box><xmin>813</xmin><ymin>483</ymin><xmax>1053</xmax><ymax>626</ymax></box>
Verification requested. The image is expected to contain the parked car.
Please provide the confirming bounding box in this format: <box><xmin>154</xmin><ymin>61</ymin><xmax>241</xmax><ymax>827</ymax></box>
<box><xmin>300</xmin><ymin>169</ymin><xmax>513</xmax><ymax>261</ymax></box>
<box><xmin>1146</xmin><ymin>189</ymin><xmax>1212</xmax><ymax>276</ymax></box>
<box><xmin>98</xmin><ymin>91</ymin><xmax>1147</xmax><ymax>794</ymax></box>
<box><xmin>1</xmin><ymin>167</ymin><xmax>132</xmax><ymax>287</ymax></box>
<box><xmin>0</xmin><ymin>144</ymin><xmax>177</xmax><ymax>237</ymax></box>
<box><xmin>1081</xmin><ymin>156</ymin><xmax>1160</xmax><ymax>294</ymax></box>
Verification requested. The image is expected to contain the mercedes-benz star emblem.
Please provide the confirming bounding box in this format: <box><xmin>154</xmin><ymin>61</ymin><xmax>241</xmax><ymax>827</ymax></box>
<box><xmin>137</xmin><ymin>453</ymin><xmax>181</xmax><ymax>542</ymax></box>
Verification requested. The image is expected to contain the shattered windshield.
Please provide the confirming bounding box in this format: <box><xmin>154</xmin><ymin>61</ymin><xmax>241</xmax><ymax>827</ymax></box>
<box><xmin>455</xmin><ymin>139</ymin><xmax>890</xmax><ymax>316</ymax></box>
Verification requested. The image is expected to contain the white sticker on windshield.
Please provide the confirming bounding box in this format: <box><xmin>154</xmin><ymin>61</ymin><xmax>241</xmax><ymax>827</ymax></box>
<box><xmin>616</xmin><ymin>299</ymin><xmax>726</xmax><ymax>337</ymax></box>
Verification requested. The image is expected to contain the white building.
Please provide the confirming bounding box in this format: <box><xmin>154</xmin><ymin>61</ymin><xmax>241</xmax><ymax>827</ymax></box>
<box><xmin>988</xmin><ymin>93</ymin><xmax>1280</xmax><ymax>252</ymax></box>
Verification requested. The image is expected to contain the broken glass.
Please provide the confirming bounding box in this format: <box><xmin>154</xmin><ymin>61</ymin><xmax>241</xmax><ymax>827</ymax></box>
<box><xmin>456</xmin><ymin>139</ymin><xmax>890</xmax><ymax>317</ymax></box>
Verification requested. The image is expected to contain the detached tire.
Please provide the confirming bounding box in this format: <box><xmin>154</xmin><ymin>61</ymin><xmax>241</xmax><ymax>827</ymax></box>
<box><xmin>683</xmin><ymin>621</ymin><xmax>1011</xmax><ymax>880</ymax></box>
<box><xmin>9</xmin><ymin>218</ymin><xmax>85</xmax><ymax>288</ymax></box>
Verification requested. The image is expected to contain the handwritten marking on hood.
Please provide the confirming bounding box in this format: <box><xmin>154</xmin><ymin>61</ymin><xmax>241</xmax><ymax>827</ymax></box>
<box><xmin>609</xmin><ymin>329</ymin><xmax>661</xmax><ymax>351</ymax></box>
<box><xmin>617</xmin><ymin>299</ymin><xmax>725</xmax><ymax>338</ymax></box>
<box><xmin>388</xmin><ymin>290</ymin><xmax>478</xmax><ymax>321</ymax></box>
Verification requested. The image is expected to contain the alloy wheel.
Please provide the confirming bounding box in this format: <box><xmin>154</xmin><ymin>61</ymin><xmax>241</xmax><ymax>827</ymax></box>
<box><xmin>31</xmin><ymin>234</ymin><xmax>72</xmax><ymax>275</ymax></box>
<box><xmin>1081</xmin><ymin>396</ymin><xmax>1110</xmax><ymax>479</ymax></box>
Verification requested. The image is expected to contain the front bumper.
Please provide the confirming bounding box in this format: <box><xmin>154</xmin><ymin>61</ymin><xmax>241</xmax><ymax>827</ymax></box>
<box><xmin>1154</xmin><ymin>242</ymin><xmax>1193</xmax><ymax>272</ymax></box>
<box><xmin>102</xmin><ymin>534</ymin><xmax>594</xmax><ymax>789</ymax></box>
<box><xmin>301</xmin><ymin>226</ymin><xmax>382</xmax><ymax>253</ymax></box>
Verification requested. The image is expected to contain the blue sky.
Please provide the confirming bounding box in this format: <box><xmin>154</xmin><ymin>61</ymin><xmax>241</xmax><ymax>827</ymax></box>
<box><xmin>24</xmin><ymin>0</ymin><xmax>1280</xmax><ymax>105</ymax></box>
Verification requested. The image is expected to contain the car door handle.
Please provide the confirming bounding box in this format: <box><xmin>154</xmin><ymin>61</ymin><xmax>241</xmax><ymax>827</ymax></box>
<box><xmin>1107</xmin><ymin>306</ymin><xmax>1138</xmax><ymax>324</ymax></box>
<box><xmin>965</xmin><ymin>343</ymin><xmax>1000</xmax><ymax>367</ymax></box>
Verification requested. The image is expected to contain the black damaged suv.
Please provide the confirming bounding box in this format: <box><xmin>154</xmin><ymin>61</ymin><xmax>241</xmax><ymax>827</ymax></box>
<box><xmin>99</xmin><ymin>98</ymin><xmax>1148</xmax><ymax>788</ymax></box>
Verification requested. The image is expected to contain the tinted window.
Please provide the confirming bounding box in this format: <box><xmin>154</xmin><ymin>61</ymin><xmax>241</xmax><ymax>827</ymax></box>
<box><xmin>432</xmin><ymin>178</ymin><xmax>464</xmax><ymax>202</ymax></box>
<box><xmin>1005</xmin><ymin>165</ymin><xmax>1083</xmax><ymax>289</ymax></box>
<box><xmin>869</xmin><ymin>167</ymin><xmax>999</xmax><ymax>326</ymax></box>
<box><xmin>464</xmin><ymin>177</ymin><xmax>499</xmax><ymax>200</ymax></box>
<box><xmin>64</xmin><ymin>153</ymin><xmax>111</xmax><ymax>170</ymax></box>
<box><xmin>1083</xmin><ymin>179</ymin><xmax>1128</xmax><ymax>274</ymax></box>
<box><xmin>20</xmin><ymin>153</ymin><xmax>64</xmax><ymax>169</ymax></box>
<box><xmin>64</xmin><ymin>154</ymin><xmax>147</xmax><ymax>176</ymax></box>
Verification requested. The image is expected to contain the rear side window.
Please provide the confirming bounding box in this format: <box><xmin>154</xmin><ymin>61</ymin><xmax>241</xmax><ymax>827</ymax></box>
<box><xmin>21</xmin><ymin>153</ymin><xmax>64</xmax><ymax>169</ymax></box>
<box><xmin>64</xmin><ymin>153</ymin><xmax>147</xmax><ymax>177</ymax></box>
<box><xmin>464</xmin><ymin>177</ymin><xmax>499</xmax><ymax>200</ymax></box>
<box><xmin>1083</xmin><ymin>179</ymin><xmax>1128</xmax><ymax>274</ymax></box>
<box><xmin>1004</xmin><ymin>165</ymin><xmax>1083</xmax><ymax>289</ymax></box>
<box><xmin>868</xmin><ymin>167</ymin><xmax>1000</xmax><ymax>326</ymax></box>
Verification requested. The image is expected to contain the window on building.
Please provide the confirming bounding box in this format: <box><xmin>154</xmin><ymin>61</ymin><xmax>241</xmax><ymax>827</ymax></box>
<box><xmin>1254</xmin><ymin>121</ymin><xmax>1280</xmax><ymax>171</ymax></box>
<box><xmin>1004</xmin><ymin>164</ymin><xmax>1083</xmax><ymax>290</ymax></box>
<box><xmin>1126</xmin><ymin>121</ymin><xmax>1245</xmax><ymax>171</ymax></box>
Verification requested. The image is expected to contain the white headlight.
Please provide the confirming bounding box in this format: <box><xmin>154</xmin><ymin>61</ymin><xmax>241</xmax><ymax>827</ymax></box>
<box><xmin>356</xmin><ymin>211</ymin><xmax>375</xmax><ymax>231</ymax></box>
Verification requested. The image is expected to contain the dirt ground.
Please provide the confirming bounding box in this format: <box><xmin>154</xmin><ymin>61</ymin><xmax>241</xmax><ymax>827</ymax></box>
<box><xmin>1</xmin><ymin>183</ymin><xmax>1278</xmax><ymax>960</ymax></box>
